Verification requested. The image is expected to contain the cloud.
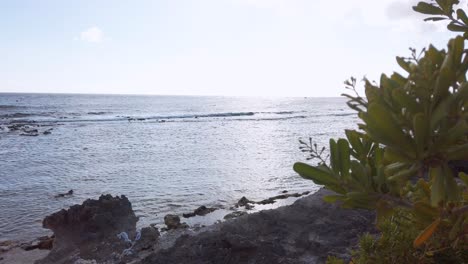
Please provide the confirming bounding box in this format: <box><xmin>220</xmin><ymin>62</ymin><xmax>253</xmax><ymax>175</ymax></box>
<box><xmin>80</xmin><ymin>27</ymin><xmax>103</xmax><ymax>43</ymax></box>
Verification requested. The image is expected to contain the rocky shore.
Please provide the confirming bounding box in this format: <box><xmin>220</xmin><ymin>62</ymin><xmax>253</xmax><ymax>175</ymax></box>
<box><xmin>1</xmin><ymin>189</ymin><xmax>375</xmax><ymax>264</ymax></box>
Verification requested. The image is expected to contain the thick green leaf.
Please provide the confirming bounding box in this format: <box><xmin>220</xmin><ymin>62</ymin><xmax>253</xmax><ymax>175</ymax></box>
<box><xmin>430</xmin><ymin>96</ymin><xmax>452</xmax><ymax>130</ymax></box>
<box><xmin>365</xmin><ymin>103</ymin><xmax>415</xmax><ymax>153</ymax></box>
<box><xmin>430</xmin><ymin>166</ymin><xmax>446</xmax><ymax>206</ymax></box>
<box><xmin>413</xmin><ymin>2</ymin><xmax>445</xmax><ymax>15</ymax></box>
<box><xmin>396</xmin><ymin>57</ymin><xmax>411</xmax><ymax>73</ymax></box>
<box><xmin>392</xmin><ymin>88</ymin><xmax>422</xmax><ymax>114</ymax></box>
<box><xmin>446</xmin><ymin>143</ymin><xmax>468</xmax><ymax>160</ymax></box>
<box><xmin>457</xmin><ymin>9</ymin><xmax>468</xmax><ymax>24</ymax></box>
<box><xmin>384</xmin><ymin>147</ymin><xmax>414</xmax><ymax>163</ymax></box>
<box><xmin>388</xmin><ymin>167</ymin><xmax>418</xmax><ymax>182</ymax></box>
<box><xmin>345</xmin><ymin>130</ymin><xmax>364</xmax><ymax>158</ymax></box>
<box><xmin>443</xmin><ymin>164</ymin><xmax>460</xmax><ymax>201</ymax></box>
<box><xmin>294</xmin><ymin>162</ymin><xmax>347</xmax><ymax>194</ymax></box>
<box><xmin>413</xmin><ymin>113</ymin><xmax>429</xmax><ymax>156</ymax></box>
<box><xmin>424</xmin><ymin>16</ymin><xmax>447</xmax><ymax>21</ymax></box>
<box><xmin>434</xmin><ymin>119</ymin><xmax>468</xmax><ymax>148</ymax></box>
<box><xmin>329</xmin><ymin>139</ymin><xmax>340</xmax><ymax>175</ymax></box>
<box><xmin>447</xmin><ymin>22</ymin><xmax>468</xmax><ymax>32</ymax></box>
<box><xmin>337</xmin><ymin>139</ymin><xmax>351</xmax><ymax>179</ymax></box>
<box><xmin>350</xmin><ymin>160</ymin><xmax>370</xmax><ymax>189</ymax></box>
<box><xmin>384</xmin><ymin>162</ymin><xmax>410</xmax><ymax>176</ymax></box>
<box><xmin>365</xmin><ymin>82</ymin><xmax>380</xmax><ymax>104</ymax></box>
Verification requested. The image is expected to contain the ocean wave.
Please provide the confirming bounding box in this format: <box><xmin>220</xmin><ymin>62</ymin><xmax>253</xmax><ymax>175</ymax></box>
<box><xmin>330</xmin><ymin>113</ymin><xmax>355</xmax><ymax>117</ymax></box>
<box><xmin>87</xmin><ymin>111</ymin><xmax>109</xmax><ymax>115</ymax></box>
<box><xmin>0</xmin><ymin>109</ymin><xmax>356</xmax><ymax>125</ymax></box>
<box><xmin>0</xmin><ymin>105</ymin><xmax>22</xmax><ymax>109</ymax></box>
<box><xmin>190</xmin><ymin>112</ymin><xmax>255</xmax><ymax>118</ymax></box>
<box><xmin>0</xmin><ymin>113</ymin><xmax>34</xmax><ymax>118</ymax></box>
<box><xmin>170</xmin><ymin>115</ymin><xmax>307</xmax><ymax>123</ymax></box>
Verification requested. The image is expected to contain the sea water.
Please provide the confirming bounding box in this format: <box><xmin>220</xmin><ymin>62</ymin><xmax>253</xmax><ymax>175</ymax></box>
<box><xmin>0</xmin><ymin>94</ymin><xmax>358</xmax><ymax>241</ymax></box>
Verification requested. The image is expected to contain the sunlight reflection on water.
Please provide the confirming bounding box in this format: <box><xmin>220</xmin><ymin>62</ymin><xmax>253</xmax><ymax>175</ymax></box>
<box><xmin>0</xmin><ymin>94</ymin><xmax>357</xmax><ymax>241</ymax></box>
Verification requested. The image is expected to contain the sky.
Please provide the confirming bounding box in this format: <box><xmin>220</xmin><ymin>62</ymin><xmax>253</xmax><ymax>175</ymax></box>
<box><xmin>0</xmin><ymin>0</ymin><xmax>461</xmax><ymax>97</ymax></box>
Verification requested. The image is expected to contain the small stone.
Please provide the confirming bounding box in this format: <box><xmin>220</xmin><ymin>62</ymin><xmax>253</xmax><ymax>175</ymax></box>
<box><xmin>194</xmin><ymin>205</ymin><xmax>217</xmax><ymax>216</ymax></box>
<box><xmin>236</xmin><ymin>196</ymin><xmax>253</xmax><ymax>207</ymax></box>
<box><xmin>182</xmin><ymin>212</ymin><xmax>196</xmax><ymax>218</ymax></box>
<box><xmin>164</xmin><ymin>214</ymin><xmax>188</xmax><ymax>230</ymax></box>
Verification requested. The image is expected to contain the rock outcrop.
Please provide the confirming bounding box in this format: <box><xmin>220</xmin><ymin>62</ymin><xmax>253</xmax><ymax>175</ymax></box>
<box><xmin>36</xmin><ymin>194</ymin><xmax>138</xmax><ymax>264</ymax></box>
<box><xmin>141</xmin><ymin>189</ymin><xmax>375</xmax><ymax>264</ymax></box>
<box><xmin>34</xmin><ymin>189</ymin><xmax>375</xmax><ymax>264</ymax></box>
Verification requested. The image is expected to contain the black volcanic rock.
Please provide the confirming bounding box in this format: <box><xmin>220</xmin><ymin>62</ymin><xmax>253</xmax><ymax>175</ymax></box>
<box><xmin>140</xmin><ymin>189</ymin><xmax>375</xmax><ymax>264</ymax></box>
<box><xmin>36</xmin><ymin>194</ymin><xmax>138</xmax><ymax>264</ymax></box>
<box><xmin>164</xmin><ymin>214</ymin><xmax>188</xmax><ymax>230</ymax></box>
<box><xmin>183</xmin><ymin>205</ymin><xmax>218</xmax><ymax>218</ymax></box>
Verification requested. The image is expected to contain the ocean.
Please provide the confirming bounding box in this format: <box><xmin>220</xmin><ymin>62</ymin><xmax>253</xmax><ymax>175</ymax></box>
<box><xmin>0</xmin><ymin>93</ymin><xmax>358</xmax><ymax>241</ymax></box>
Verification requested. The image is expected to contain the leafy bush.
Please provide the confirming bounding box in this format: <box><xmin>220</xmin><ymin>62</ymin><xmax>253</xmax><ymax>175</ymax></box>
<box><xmin>294</xmin><ymin>1</ymin><xmax>468</xmax><ymax>263</ymax></box>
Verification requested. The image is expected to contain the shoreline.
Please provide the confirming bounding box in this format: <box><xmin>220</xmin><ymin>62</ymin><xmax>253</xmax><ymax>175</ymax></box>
<box><xmin>1</xmin><ymin>188</ymin><xmax>375</xmax><ymax>264</ymax></box>
<box><xmin>0</xmin><ymin>189</ymin><xmax>315</xmax><ymax>263</ymax></box>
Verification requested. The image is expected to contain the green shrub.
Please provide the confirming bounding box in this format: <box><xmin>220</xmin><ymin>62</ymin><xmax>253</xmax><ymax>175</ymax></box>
<box><xmin>298</xmin><ymin>1</ymin><xmax>468</xmax><ymax>263</ymax></box>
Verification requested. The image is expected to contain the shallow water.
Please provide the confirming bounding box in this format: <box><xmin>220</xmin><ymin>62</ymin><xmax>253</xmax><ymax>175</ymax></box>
<box><xmin>0</xmin><ymin>94</ymin><xmax>358</xmax><ymax>241</ymax></box>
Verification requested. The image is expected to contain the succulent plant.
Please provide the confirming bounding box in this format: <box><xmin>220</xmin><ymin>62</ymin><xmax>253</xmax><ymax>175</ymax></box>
<box><xmin>295</xmin><ymin>1</ymin><xmax>468</xmax><ymax>262</ymax></box>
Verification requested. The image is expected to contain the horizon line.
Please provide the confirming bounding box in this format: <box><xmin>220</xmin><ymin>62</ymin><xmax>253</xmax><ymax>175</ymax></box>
<box><xmin>0</xmin><ymin>91</ymin><xmax>345</xmax><ymax>98</ymax></box>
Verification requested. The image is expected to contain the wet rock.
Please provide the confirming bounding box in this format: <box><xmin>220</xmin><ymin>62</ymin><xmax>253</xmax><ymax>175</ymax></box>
<box><xmin>36</xmin><ymin>194</ymin><xmax>138</xmax><ymax>264</ymax></box>
<box><xmin>183</xmin><ymin>205</ymin><xmax>217</xmax><ymax>218</ymax></box>
<box><xmin>182</xmin><ymin>212</ymin><xmax>196</xmax><ymax>218</ymax></box>
<box><xmin>223</xmin><ymin>211</ymin><xmax>247</xmax><ymax>220</ymax></box>
<box><xmin>256</xmin><ymin>197</ymin><xmax>276</xmax><ymax>205</ymax></box>
<box><xmin>256</xmin><ymin>192</ymin><xmax>306</xmax><ymax>205</ymax></box>
<box><xmin>164</xmin><ymin>214</ymin><xmax>188</xmax><ymax>230</ymax></box>
<box><xmin>20</xmin><ymin>236</ymin><xmax>54</xmax><ymax>251</ymax></box>
<box><xmin>164</xmin><ymin>214</ymin><xmax>180</xmax><ymax>229</ymax></box>
<box><xmin>194</xmin><ymin>206</ymin><xmax>217</xmax><ymax>216</ymax></box>
<box><xmin>236</xmin><ymin>196</ymin><xmax>253</xmax><ymax>207</ymax></box>
<box><xmin>54</xmin><ymin>189</ymin><xmax>73</xmax><ymax>198</ymax></box>
<box><xmin>0</xmin><ymin>240</ymin><xmax>18</xmax><ymax>253</ymax></box>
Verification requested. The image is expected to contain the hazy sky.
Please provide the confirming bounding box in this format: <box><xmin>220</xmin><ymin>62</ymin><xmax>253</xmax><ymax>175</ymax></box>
<box><xmin>0</xmin><ymin>0</ymin><xmax>458</xmax><ymax>97</ymax></box>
